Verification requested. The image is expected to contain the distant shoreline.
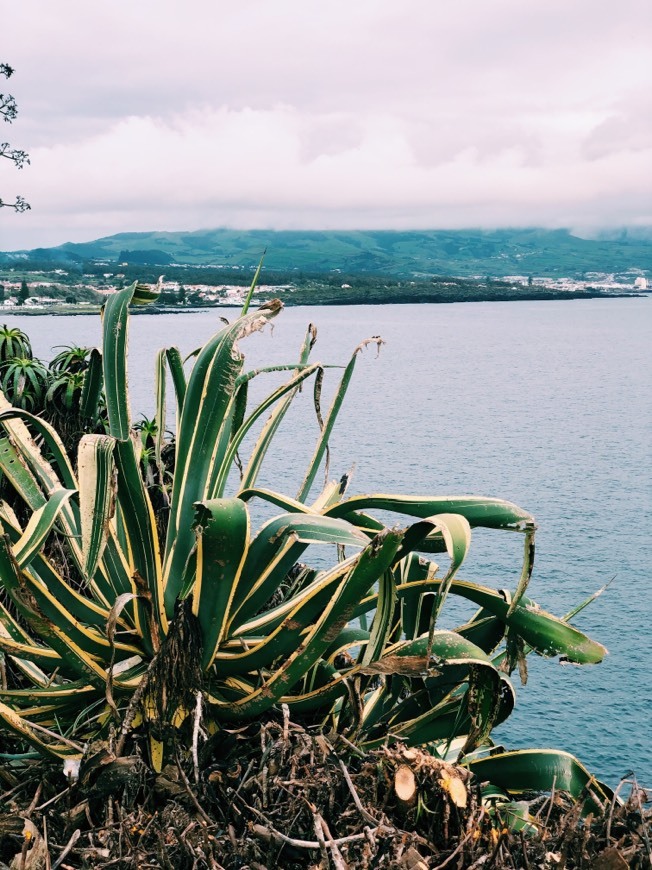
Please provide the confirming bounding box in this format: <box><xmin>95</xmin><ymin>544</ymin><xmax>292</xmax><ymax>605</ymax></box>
<box><xmin>0</xmin><ymin>289</ymin><xmax>646</xmax><ymax>316</ymax></box>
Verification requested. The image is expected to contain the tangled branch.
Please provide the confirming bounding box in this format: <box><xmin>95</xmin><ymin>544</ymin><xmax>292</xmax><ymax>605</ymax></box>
<box><xmin>1</xmin><ymin>61</ymin><xmax>30</xmax><ymax>211</ymax></box>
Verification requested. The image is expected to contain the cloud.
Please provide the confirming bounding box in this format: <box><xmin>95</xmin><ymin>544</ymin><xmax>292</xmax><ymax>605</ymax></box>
<box><xmin>1</xmin><ymin>0</ymin><xmax>651</xmax><ymax>248</ymax></box>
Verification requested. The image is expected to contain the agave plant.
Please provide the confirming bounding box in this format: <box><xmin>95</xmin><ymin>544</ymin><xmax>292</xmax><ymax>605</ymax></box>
<box><xmin>0</xmin><ymin>281</ymin><xmax>611</xmax><ymax>810</ymax></box>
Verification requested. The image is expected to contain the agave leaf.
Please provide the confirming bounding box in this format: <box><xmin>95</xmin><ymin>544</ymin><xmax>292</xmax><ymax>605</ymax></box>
<box><xmin>0</xmin><ymin>590</ymin><xmax>105</xmax><ymax>683</ymax></box>
<box><xmin>228</xmin><ymin>551</ymin><xmax>358</xmax><ymax>640</ymax></box>
<box><xmin>92</xmin><ymin>532</ymin><xmax>138</xmax><ymax>614</ymax></box>
<box><xmin>0</xmin><ymin>405</ymin><xmax>77</xmax><ymax>492</ymax></box>
<box><xmin>334</xmin><ymin>510</ymin><xmax>387</xmax><ymax>537</ymax></box>
<box><xmin>153</xmin><ymin>348</ymin><xmax>167</xmax><ymax>479</ymax></box>
<box><xmin>200</xmin><ymin>400</ymin><xmax>237</xmax><ymax>507</ymax></box>
<box><xmin>113</xmin><ymin>438</ymin><xmax>165</xmax><ymax>649</ymax></box>
<box><xmin>296</xmin><ymin>346</ymin><xmax>362</xmax><ymax>503</ymax></box>
<box><xmin>400</xmin><ymin>554</ymin><xmax>438</xmax><ymax>641</ymax></box>
<box><xmin>12</xmin><ymin>487</ymin><xmax>75</xmax><ymax>568</ymax></box>
<box><xmin>14</xmin><ymin>544</ymin><xmax>108</xmax><ymax>627</ymax></box>
<box><xmin>133</xmin><ymin>280</ymin><xmax>162</xmax><ymax>306</ymax></box>
<box><xmin>216</xmin><ymin>554</ymin><xmax>365</xmax><ymax>676</ymax></box>
<box><xmin>459</xmin><ymin>662</ymin><xmax>505</xmax><ymax>755</ymax></box>
<box><xmin>0</xmin><ymin>599</ymin><xmax>70</xmax><ymax>685</ymax></box>
<box><xmin>0</xmin><ymin>534</ymin><xmax>138</xmax><ymax>676</ymax></box>
<box><xmin>385</xmin><ymin>630</ymin><xmax>492</xmax><ymax>666</ymax></box>
<box><xmin>165</xmin><ymin>346</ymin><xmax>187</xmax><ymax>424</ymax></box>
<box><xmin>240</xmin><ymin>249</ymin><xmax>266</xmax><ymax>316</ymax></box>
<box><xmin>211</xmin><ymin>529</ymin><xmax>403</xmax><ymax>720</ymax></box>
<box><xmin>371</xmin><ymin>513</ymin><xmax>468</xmax><ymax>643</ymax></box>
<box><xmin>231</xmin><ymin>379</ymin><xmax>248</xmax><ymax>446</ymax></box>
<box><xmin>486</xmin><ymin>799</ymin><xmax>539</xmax><ymax>837</ymax></box>
<box><xmin>0</xmin><ymin>701</ymin><xmax>82</xmax><ymax>759</ymax></box>
<box><xmin>238</xmin><ymin>486</ymin><xmax>310</xmax><ymax>515</ymax></box>
<box><xmin>357</xmin><ymin>632</ymin><xmax>507</xmax><ymax>747</ymax></box>
<box><xmin>191</xmin><ymin>498</ymin><xmax>250</xmax><ymax>669</ymax></box>
<box><xmin>0</xmin><ymin>634</ymin><xmax>62</xmax><ymax>669</ymax></box>
<box><xmin>79</xmin><ymin>348</ymin><xmax>103</xmax><ymax>420</ymax></box>
<box><xmin>78</xmin><ymin>435</ymin><xmax>116</xmax><ymax>579</ymax></box>
<box><xmin>506</xmin><ymin>523</ymin><xmax>536</xmax><ymax>617</ymax></box>
<box><xmin>164</xmin><ymin>302</ymin><xmax>283</xmax><ymax>612</ymax></box>
<box><xmin>0</xmin><ymin>435</ymin><xmax>45</xmax><ymax>510</ymax></box>
<box><xmin>310</xmin><ymin>477</ymin><xmax>349</xmax><ymax>513</ymax></box>
<box><xmin>391</xmin><ymin>519</ymin><xmax>441</xmax><ymax>564</ymax></box>
<box><xmin>214</xmin><ymin>363</ymin><xmax>321</xmax><ymax>497</ymax></box>
<box><xmin>453</xmin><ymin>582</ymin><xmax>608</xmax><ymax>664</ymax></box>
<box><xmin>380</xmin><ymin>670</ymin><xmax>500</xmax><ymax>750</ymax></box>
<box><xmin>467</xmin><ymin>749</ymin><xmax>613</xmax><ymax>813</ymax></box>
<box><xmin>326</xmin><ymin>495</ymin><xmax>533</xmax><ymax>530</ymax></box>
<box><xmin>0</xmin><ymin>659</ymin><xmax>52</xmax><ymax>688</ymax></box>
<box><xmin>361</xmin><ymin>662</ymin><xmax>504</xmax><ymax>751</ymax></box>
<box><xmin>488</xmin><ymin>582</ymin><xmax>601</xmax><ymax>680</ymax></box>
<box><xmin>228</xmin><ymin>512</ymin><xmax>368</xmax><ymax>629</ymax></box>
<box><xmin>323</xmin><ymin>626</ymin><xmax>371</xmax><ymax>662</ymax></box>
<box><xmin>98</xmin><ymin>289</ymin><xmax>133</xmax><ymax>432</ymax></box>
<box><xmin>360</xmin><ymin>568</ymin><xmax>396</xmax><ymax>668</ymax></box>
<box><xmin>278</xmin><ymin>684</ymin><xmax>348</xmax><ymax>714</ymax></box>
<box><xmin>0</xmin><ymin>682</ymin><xmax>95</xmax><ymax>703</ymax></box>
<box><xmin>102</xmin><ymin>281</ymin><xmax>159</xmax><ymax>439</ymax></box>
<box><xmin>6</xmin><ymin>546</ymin><xmax>115</xmax><ymax>671</ymax></box>
<box><xmin>0</xmin><ymin>598</ymin><xmax>36</xmax><ymax>645</ymax></box>
<box><xmin>358</xmin><ymin>578</ymin><xmax>607</xmax><ymax>664</ymax></box>
<box><xmin>456</xmin><ymin>611</ymin><xmax>506</xmax><ymax>655</ymax></box>
<box><xmin>239</xmin><ymin>325</ymin><xmax>320</xmax><ymax>493</ymax></box>
<box><xmin>424</xmin><ymin>513</ymin><xmax>472</xmax><ymax>631</ymax></box>
<box><xmin>0</xmin><ymin>403</ymin><xmax>86</xmax><ymax>578</ymax></box>
<box><xmin>359</xmin><ymin>684</ymin><xmax>390</xmax><ymax>733</ymax></box>
<box><xmin>277</xmin><ymin>662</ymin><xmax>349</xmax><ymax>713</ymax></box>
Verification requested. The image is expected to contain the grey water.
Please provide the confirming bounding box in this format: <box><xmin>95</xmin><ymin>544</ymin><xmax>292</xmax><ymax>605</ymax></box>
<box><xmin>5</xmin><ymin>297</ymin><xmax>651</xmax><ymax>787</ymax></box>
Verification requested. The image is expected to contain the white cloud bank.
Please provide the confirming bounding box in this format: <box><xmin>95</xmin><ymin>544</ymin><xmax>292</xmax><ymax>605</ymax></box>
<box><xmin>1</xmin><ymin>0</ymin><xmax>651</xmax><ymax>249</ymax></box>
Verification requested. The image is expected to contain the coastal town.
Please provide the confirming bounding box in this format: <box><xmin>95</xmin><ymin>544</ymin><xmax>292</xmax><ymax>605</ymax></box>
<box><xmin>0</xmin><ymin>266</ymin><xmax>647</xmax><ymax>310</ymax></box>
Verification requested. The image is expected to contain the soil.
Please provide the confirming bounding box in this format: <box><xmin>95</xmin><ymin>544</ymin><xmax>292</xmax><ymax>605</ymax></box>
<box><xmin>0</xmin><ymin>718</ymin><xmax>649</xmax><ymax>869</ymax></box>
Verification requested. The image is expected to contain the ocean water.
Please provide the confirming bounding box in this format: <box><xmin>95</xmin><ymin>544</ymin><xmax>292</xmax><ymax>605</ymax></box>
<box><xmin>4</xmin><ymin>297</ymin><xmax>651</xmax><ymax>787</ymax></box>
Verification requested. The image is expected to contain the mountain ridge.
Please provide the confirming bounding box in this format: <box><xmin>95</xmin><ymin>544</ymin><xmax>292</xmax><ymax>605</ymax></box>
<box><xmin>1</xmin><ymin>227</ymin><xmax>650</xmax><ymax>278</ymax></box>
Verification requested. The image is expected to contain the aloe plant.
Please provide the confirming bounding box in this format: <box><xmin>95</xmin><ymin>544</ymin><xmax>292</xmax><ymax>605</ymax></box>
<box><xmin>48</xmin><ymin>344</ymin><xmax>93</xmax><ymax>375</ymax></box>
<box><xmin>0</xmin><ymin>332</ymin><xmax>103</xmax><ymax>444</ymax></box>
<box><xmin>0</xmin><ymin>325</ymin><xmax>32</xmax><ymax>363</ymax></box>
<box><xmin>0</xmin><ymin>356</ymin><xmax>49</xmax><ymax>411</ymax></box>
<box><xmin>0</xmin><ymin>282</ymin><xmax>610</xmax><ymax>808</ymax></box>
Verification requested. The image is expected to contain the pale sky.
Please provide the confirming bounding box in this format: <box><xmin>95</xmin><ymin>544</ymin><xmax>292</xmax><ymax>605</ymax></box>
<box><xmin>1</xmin><ymin>0</ymin><xmax>651</xmax><ymax>250</ymax></box>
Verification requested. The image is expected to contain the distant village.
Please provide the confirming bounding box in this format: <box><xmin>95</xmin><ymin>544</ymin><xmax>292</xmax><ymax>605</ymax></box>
<box><xmin>0</xmin><ymin>266</ymin><xmax>647</xmax><ymax>310</ymax></box>
<box><xmin>0</xmin><ymin>271</ymin><xmax>284</xmax><ymax>309</ymax></box>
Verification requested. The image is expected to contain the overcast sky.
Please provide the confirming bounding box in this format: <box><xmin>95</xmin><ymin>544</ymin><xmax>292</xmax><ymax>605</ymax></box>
<box><xmin>1</xmin><ymin>0</ymin><xmax>651</xmax><ymax>250</ymax></box>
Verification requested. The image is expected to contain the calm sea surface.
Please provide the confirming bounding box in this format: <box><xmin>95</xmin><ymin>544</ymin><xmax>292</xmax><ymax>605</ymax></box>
<box><xmin>4</xmin><ymin>298</ymin><xmax>651</xmax><ymax>787</ymax></box>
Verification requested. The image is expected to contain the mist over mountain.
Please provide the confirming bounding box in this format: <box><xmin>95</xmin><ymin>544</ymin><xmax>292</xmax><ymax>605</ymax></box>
<box><xmin>1</xmin><ymin>227</ymin><xmax>650</xmax><ymax>278</ymax></box>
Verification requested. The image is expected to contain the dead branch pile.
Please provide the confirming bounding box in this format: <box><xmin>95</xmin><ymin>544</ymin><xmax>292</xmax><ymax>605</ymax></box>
<box><xmin>0</xmin><ymin>719</ymin><xmax>649</xmax><ymax>869</ymax></box>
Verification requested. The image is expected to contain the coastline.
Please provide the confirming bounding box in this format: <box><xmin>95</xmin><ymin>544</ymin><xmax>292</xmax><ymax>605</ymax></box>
<box><xmin>0</xmin><ymin>289</ymin><xmax>645</xmax><ymax>316</ymax></box>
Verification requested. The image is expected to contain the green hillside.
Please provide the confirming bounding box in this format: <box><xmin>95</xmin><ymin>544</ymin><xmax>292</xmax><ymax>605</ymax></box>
<box><xmin>2</xmin><ymin>227</ymin><xmax>650</xmax><ymax>277</ymax></box>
